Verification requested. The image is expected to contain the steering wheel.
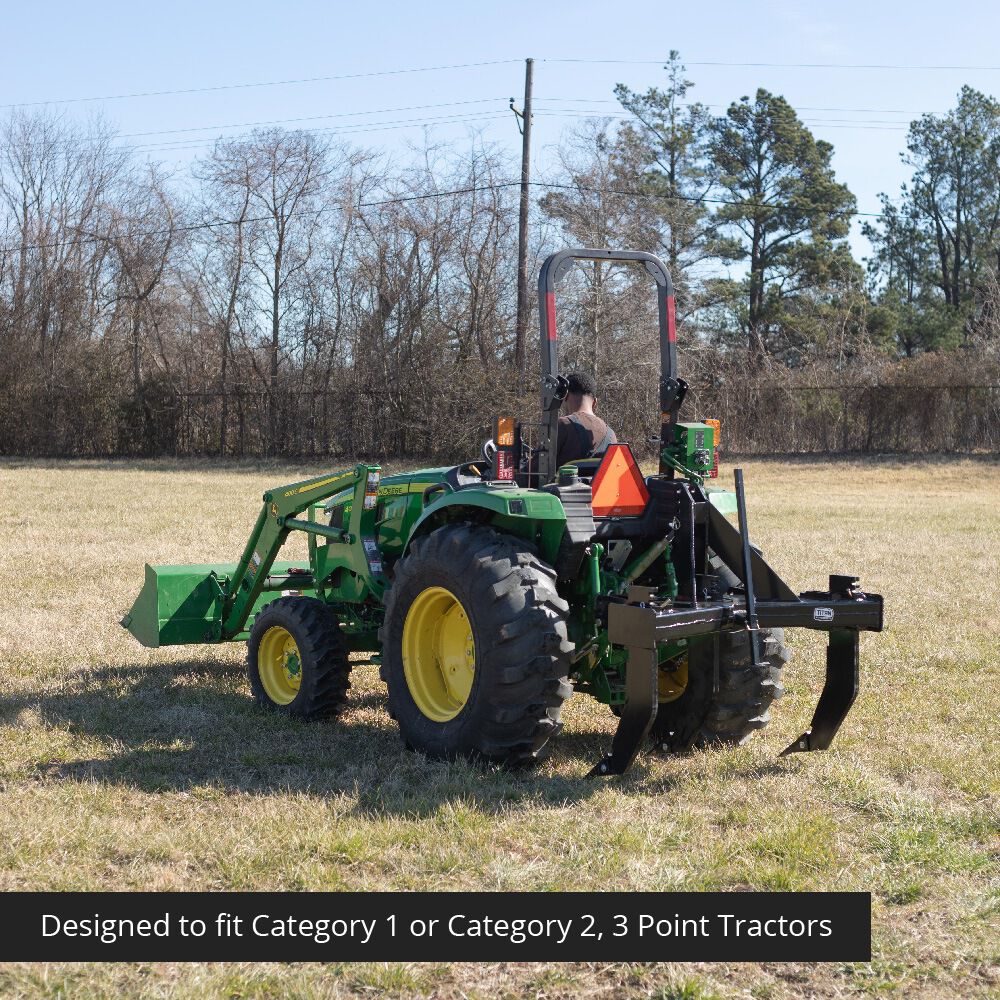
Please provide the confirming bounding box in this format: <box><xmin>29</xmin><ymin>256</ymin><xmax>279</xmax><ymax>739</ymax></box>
<box><xmin>481</xmin><ymin>438</ymin><xmax>497</xmax><ymax>465</ymax></box>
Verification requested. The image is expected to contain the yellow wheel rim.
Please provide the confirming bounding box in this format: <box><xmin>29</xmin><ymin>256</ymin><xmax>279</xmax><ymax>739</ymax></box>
<box><xmin>402</xmin><ymin>586</ymin><xmax>476</xmax><ymax>722</ymax></box>
<box><xmin>658</xmin><ymin>654</ymin><xmax>689</xmax><ymax>704</ymax></box>
<box><xmin>258</xmin><ymin>625</ymin><xmax>303</xmax><ymax>706</ymax></box>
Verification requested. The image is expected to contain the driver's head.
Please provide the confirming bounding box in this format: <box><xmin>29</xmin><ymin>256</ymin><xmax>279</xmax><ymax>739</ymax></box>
<box><xmin>565</xmin><ymin>371</ymin><xmax>598</xmax><ymax>414</ymax></box>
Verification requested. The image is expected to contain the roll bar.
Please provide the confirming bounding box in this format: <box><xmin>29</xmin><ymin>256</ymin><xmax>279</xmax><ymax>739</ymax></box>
<box><xmin>535</xmin><ymin>248</ymin><xmax>683</xmax><ymax>484</ymax></box>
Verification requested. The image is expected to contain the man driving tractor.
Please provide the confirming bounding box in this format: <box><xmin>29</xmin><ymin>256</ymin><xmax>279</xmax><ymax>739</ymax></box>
<box><xmin>555</xmin><ymin>371</ymin><xmax>617</xmax><ymax>469</ymax></box>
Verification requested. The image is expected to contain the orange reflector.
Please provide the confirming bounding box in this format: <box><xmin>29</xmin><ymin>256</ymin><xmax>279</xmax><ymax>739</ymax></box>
<box><xmin>704</xmin><ymin>418</ymin><xmax>720</xmax><ymax>448</ymax></box>
<box><xmin>590</xmin><ymin>443</ymin><xmax>650</xmax><ymax>517</ymax></box>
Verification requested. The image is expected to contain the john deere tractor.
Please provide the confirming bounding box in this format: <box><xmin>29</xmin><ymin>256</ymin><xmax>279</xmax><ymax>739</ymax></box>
<box><xmin>123</xmin><ymin>248</ymin><xmax>883</xmax><ymax>775</ymax></box>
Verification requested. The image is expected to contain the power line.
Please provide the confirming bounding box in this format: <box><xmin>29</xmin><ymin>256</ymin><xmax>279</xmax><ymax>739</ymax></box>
<box><xmin>0</xmin><ymin>178</ymin><xmax>892</xmax><ymax>256</ymax></box>
<box><xmin>0</xmin><ymin>100</ymin><xmax>918</xmax><ymax>164</ymax></box>
<box><xmin>544</xmin><ymin>57</ymin><xmax>1000</xmax><ymax>71</ymax></box>
<box><xmin>361</xmin><ymin>183</ymin><xmax>521</xmax><ymax>207</ymax></box>
<box><xmin>122</xmin><ymin>101</ymin><xmax>926</xmax><ymax>155</ymax></box>
<box><xmin>0</xmin><ymin>182</ymin><xmax>526</xmax><ymax>255</ymax></box>
<box><xmin>140</xmin><ymin>100</ymin><xmax>876</xmax><ymax>155</ymax></box>
<box><xmin>121</xmin><ymin>98</ymin><xmax>510</xmax><ymax>140</ymax></box>
<box><xmin>534</xmin><ymin>180</ymin><xmax>885</xmax><ymax>218</ymax></box>
<box><xmin>4</xmin><ymin>54</ymin><xmax>992</xmax><ymax>115</ymax></box>
<box><xmin>125</xmin><ymin>111</ymin><xmax>512</xmax><ymax>154</ymax></box>
<box><xmin>125</xmin><ymin>107</ymin><xmax>911</xmax><ymax>156</ymax></box>
<box><xmin>532</xmin><ymin>109</ymin><xmax>910</xmax><ymax>131</ymax></box>
<box><xmin>801</xmin><ymin>122</ymin><xmax>906</xmax><ymax>131</ymax></box>
<box><xmin>0</xmin><ymin>59</ymin><xmax>522</xmax><ymax>110</ymax></box>
<box><xmin>0</xmin><ymin>111</ymin><xmax>512</xmax><ymax>156</ymax></box>
<box><xmin>692</xmin><ymin>60</ymin><xmax>1000</xmax><ymax>71</ymax></box>
<box><xmin>715</xmin><ymin>103</ymin><xmax>940</xmax><ymax>116</ymax></box>
<box><xmin>9</xmin><ymin>98</ymin><xmax>514</xmax><ymax>149</ymax></box>
<box><xmin>0</xmin><ymin>70</ymin><xmax>956</xmax><ymax>159</ymax></box>
<box><xmin>538</xmin><ymin>98</ymin><xmax>945</xmax><ymax>115</ymax></box>
<box><xmin>8</xmin><ymin>99</ymin><xmax>921</xmax><ymax>155</ymax></box>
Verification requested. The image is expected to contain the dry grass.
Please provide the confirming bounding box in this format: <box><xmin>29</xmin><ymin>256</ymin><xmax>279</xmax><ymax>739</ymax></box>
<box><xmin>0</xmin><ymin>455</ymin><xmax>997</xmax><ymax>999</ymax></box>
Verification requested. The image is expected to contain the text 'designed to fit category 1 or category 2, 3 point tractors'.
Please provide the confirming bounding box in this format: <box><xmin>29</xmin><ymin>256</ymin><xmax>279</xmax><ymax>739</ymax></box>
<box><xmin>122</xmin><ymin>248</ymin><xmax>884</xmax><ymax>776</ymax></box>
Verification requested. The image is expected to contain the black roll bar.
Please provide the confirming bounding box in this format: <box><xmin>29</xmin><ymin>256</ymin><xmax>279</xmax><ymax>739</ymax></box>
<box><xmin>535</xmin><ymin>248</ymin><xmax>679</xmax><ymax>484</ymax></box>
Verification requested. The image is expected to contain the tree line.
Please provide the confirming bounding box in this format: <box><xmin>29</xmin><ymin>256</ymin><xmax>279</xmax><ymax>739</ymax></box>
<box><xmin>1</xmin><ymin>53</ymin><xmax>998</xmax><ymax>460</ymax></box>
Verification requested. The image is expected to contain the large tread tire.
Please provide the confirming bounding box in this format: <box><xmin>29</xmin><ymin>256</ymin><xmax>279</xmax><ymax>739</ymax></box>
<box><xmin>652</xmin><ymin>628</ymin><xmax>789</xmax><ymax>751</ymax></box>
<box><xmin>247</xmin><ymin>596</ymin><xmax>351</xmax><ymax>718</ymax></box>
<box><xmin>381</xmin><ymin>523</ymin><xmax>573</xmax><ymax>766</ymax></box>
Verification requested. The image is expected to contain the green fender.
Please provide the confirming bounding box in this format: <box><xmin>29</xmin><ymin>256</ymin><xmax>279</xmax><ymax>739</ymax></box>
<box><xmin>405</xmin><ymin>486</ymin><xmax>568</xmax><ymax>565</ymax></box>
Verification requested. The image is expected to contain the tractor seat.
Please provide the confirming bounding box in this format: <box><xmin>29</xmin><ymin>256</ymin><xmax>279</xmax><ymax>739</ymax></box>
<box><xmin>566</xmin><ymin>457</ymin><xmax>603</xmax><ymax>481</ymax></box>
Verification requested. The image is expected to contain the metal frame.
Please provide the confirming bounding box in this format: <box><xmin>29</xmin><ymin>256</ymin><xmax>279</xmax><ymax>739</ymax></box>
<box><xmin>587</xmin><ymin>468</ymin><xmax>884</xmax><ymax>775</ymax></box>
<box><xmin>536</xmin><ymin>248</ymin><xmax>678</xmax><ymax>484</ymax></box>
<box><xmin>597</xmin><ymin>577</ymin><xmax>881</xmax><ymax>774</ymax></box>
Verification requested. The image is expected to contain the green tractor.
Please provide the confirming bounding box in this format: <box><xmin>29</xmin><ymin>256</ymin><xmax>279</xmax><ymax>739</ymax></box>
<box><xmin>123</xmin><ymin>248</ymin><xmax>883</xmax><ymax>775</ymax></box>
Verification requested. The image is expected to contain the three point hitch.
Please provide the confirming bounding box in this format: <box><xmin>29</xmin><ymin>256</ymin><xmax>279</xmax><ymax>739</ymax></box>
<box><xmin>588</xmin><ymin>470</ymin><xmax>883</xmax><ymax>777</ymax></box>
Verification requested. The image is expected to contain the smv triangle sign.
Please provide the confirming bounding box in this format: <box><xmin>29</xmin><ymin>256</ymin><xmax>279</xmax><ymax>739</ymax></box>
<box><xmin>590</xmin><ymin>443</ymin><xmax>649</xmax><ymax>517</ymax></box>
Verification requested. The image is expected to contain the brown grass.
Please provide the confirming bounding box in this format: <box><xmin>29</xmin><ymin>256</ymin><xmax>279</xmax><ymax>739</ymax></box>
<box><xmin>0</xmin><ymin>456</ymin><xmax>997</xmax><ymax>998</ymax></box>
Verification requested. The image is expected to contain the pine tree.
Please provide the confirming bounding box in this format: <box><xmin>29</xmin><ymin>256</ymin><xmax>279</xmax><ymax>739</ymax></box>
<box><xmin>707</xmin><ymin>89</ymin><xmax>857</xmax><ymax>359</ymax></box>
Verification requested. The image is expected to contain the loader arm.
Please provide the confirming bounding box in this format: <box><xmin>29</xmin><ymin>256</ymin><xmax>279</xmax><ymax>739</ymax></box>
<box><xmin>122</xmin><ymin>464</ymin><xmax>384</xmax><ymax>648</ymax></box>
<box><xmin>218</xmin><ymin>465</ymin><xmax>383</xmax><ymax>640</ymax></box>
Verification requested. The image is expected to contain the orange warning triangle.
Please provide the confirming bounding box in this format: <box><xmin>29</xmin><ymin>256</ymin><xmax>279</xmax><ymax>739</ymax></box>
<box><xmin>590</xmin><ymin>443</ymin><xmax>650</xmax><ymax>517</ymax></box>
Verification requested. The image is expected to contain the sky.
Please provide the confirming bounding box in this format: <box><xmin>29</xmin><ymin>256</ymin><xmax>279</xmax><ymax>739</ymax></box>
<box><xmin>3</xmin><ymin>0</ymin><xmax>1000</xmax><ymax>262</ymax></box>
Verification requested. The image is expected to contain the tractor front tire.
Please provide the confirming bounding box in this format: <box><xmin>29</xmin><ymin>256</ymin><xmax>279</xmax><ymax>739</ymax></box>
<box><xmin>652</xmin><ymin>628</ymin><xmax>789</xmax><ymax>751</ymax></box>
<box><xmin>248</xmin><ymin>597</ymin><xmax>351</xmax><ymax>718</ymax></box>
<box><xmin>381</xmin><ymin>524</ymin><xmax>573</xmax><ymax>766</ymax></box>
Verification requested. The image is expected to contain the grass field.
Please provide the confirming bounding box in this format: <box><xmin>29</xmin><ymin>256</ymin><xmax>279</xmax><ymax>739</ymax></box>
<box><xmin>0</xmin><ymin>456</ymin><xmax>997</xmax><ymax>999</ymax></box>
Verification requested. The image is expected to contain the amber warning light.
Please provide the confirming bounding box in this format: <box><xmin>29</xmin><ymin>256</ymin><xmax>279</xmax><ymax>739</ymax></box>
<box><xmin>495</xmin><ymin>416</ymin><xmax>516</xmax><ymax>481</ymax></box>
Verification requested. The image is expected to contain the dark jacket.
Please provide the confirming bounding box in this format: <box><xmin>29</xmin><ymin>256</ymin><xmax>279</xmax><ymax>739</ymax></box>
<box><xmin>555</xmin><ymin>412</ymin><xmax>616</xmax><ymax>469</ymax></box>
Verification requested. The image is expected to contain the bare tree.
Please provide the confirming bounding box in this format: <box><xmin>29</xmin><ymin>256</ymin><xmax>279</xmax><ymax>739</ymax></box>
<box><xmin>191</xmin><ymin>149</ymin><xmax>254</xmax><ymax>454</ymax></box>
<box><xmin>238</xmin><ymin>129</ymin><xmax>332</xmax><ymax>453</ymax></box>
<box><xmin>103</xmin><ymin>165</ymin><xmax>176</xmax><ymax>393</ymax></box>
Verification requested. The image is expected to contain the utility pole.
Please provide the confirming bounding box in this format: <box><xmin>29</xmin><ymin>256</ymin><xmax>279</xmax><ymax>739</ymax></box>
<box><xmin>513</xmin><ymin>57</ymin><xmax>534</xmax><ymax>378</ymax></box>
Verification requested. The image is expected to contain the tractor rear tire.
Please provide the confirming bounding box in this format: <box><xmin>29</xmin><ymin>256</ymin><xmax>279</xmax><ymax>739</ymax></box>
<box><xmin>651</xmin><ymin>628</ymin><xmax>789</xmax><ymax>751</ymax></box>
<box><xmin>381</xmin><ymin>524</ymin><xmax>573</xmax><ymax>766</ymax></box>
<box><xmin>247</xmin><ymin>597</ymin><xmax>351</xmax><ymax>718</ymax></box>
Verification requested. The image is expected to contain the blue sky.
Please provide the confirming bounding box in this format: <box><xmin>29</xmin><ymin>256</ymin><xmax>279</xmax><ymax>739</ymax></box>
<box><xmin>3</xmin><ymin>0</ymin><xmax>1000</xmax><ymax>260</ymax></box>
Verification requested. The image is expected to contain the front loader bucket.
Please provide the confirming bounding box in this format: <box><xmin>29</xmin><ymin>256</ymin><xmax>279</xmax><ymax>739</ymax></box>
<box><xmin>121</xmin><ymin>561</ymin><xmax>308</xmax><ymax>648</ymax></box>
<box><xmin>121</xmin><ymin>563</ymin><xmax>229</xmax><ymax>648</ymax></box>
